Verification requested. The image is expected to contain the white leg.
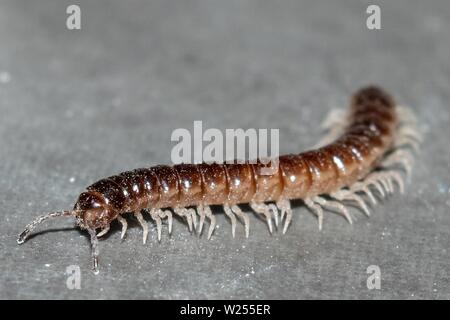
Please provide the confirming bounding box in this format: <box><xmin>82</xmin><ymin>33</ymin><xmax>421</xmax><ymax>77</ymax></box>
<box><xmin>304</xmin><ymin>198</ymin><xmax>324</xmax><ymax>230</ymax></box>
<box><xmin>321</xmin><ymin>108</ymin><xmax>348</xmax><ymax>129</ymax></box>
<box><xmin>369</xmin><ymin>178</ymin><xmax>386</xmax><ymax>198</ymax></box>
<box><xmin>203</xmin><ymin>205</ymin><xmax>216</xmax><ymax>240</ymax></box>
<box><xmin>331</xmin><ymin>190</ymin><xmax>370</xmax><ymax>217</ymax></box>
<box><xmin>190</xmin><ymin>208</ymin><xmax>197</xmax><ymax>230</ymax></box>
<box><xmin>350</xmin><ymin>181</ymin><xmax>377</xmax><ymax>204</ymax></box>
<box><xmin>375</xmin><ymin>174</ymin><xmax>391</xmax><ymax>195</ymax></box>
<box><xmin>249</xmin><ymin>202</ymin><xmax>277</xmax><ymax>234</ymax></box>
<box><xmin>398</xmin><ymin>126</ymin><xmax>423</xmax><ymax>142</ymax></box>
<box><xmin>371</xmin><ymin>170</ymin><xmax>405</xmax><ymax>194</ymax></box>
<box><xmin>117</xmin><ymin>215</ymin><xmax>127</xmax><ymax>239</ymax></box>
<box><xmin>149</xmin><ymin>209</ymin><xmax>163</xmax><ymax>242</ymax></box>
<box><xmin>96</xmin><ymin>224</ymin><xmax>110</xmax><ymax>238</ymax></box>
<box><xmin>394</xmin><ymin>136</ymin><xmax>420</xmax><ymax>153</ymax></box>
<box><xmin>313</xmin><ymin>195</ymin><xmax>353</xmax><ymax>224</ymax></box>
<box><xmin>223</xmin><ymin>204</ymin><xmax>237</xmax><ymax>238</ymax></box>
<box><xmin>157</xmin><ymin>209</ymin><xmax>173</xmax><ymax>235</ymax></box>
<box><xmin>134</xmin><ymin>211</ymin><xmax>149</xmax><ymax>244</ymax></box>
<box><xmin>386</xmin><ymin>175</ymin><xmax>394</xmax><ymax>193</ymax></box>
<box><xmin>196</xmin><ymin>205</ymin><xmax>206</xmax><ymax>235</ymax></box>
<box><xmin>276</xmin><ymin>199</ymin><xmax>293</xmax><ymax>234</ymax></box>
<box><xmin>174</xmin><ymin>207</ymin><xmax>193</xmax><ymax>232</ymax></box>
<box><xmin>230</xmin><ymin>205</ymin><xmax>250</xmax><ymax>238</ymax></box>
<box><xmin>349</xmin><ymin>172</ymin><xmax>389</xmax><ymax>204</ymax></box>
<box><xmin>388</xmin><ymin>170</ymin><xmax>405</xmax><ymax>194</ymax></box>
<box><xmin>381</xmin><ymin>149</ymin><xmax>414</xmax><ymax>178</ymax></box>
<box><xmin>397</xmin><ymin>105</ymin><xmax>418</xmax><ymax>124</ymax></box>
<box><xmin>313</xmin><ymin>108</ymin><xmax>348</xmax><ymax>148</ymax></box>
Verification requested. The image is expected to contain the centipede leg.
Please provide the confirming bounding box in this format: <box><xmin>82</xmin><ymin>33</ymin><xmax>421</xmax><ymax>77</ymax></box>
<box><xmin>223</xmin><ymin>204</ymin><xmax>237</xmax><ymax>238</ymax></box>
<box><xmin>396</xmin><ymin>110</ymin><xmax>421</xmax><ymax>151</ymax></box>
<box><xmin>321</xmin><ymin>108</ymin><xmax>348</xmax><ymax>129</ymax></box>
<box><xmin>387</xmin><ymin>177</ymin><xmax>395</xmax><ymax>193</ymax></box>
<box><xmin>314</xmin><ymin>127</ymin><xmax>345</xmax><ymax>149</ymax></box>
<box><xmin>190</xmin><ymin>208</ymin><xmax>198</xmax><ymax>230</ymax></box>
<box><xmin>330</xmin><ymin>190</ymin><xmax>370</xmax><ymax>217</ymax></box>
<box><xmin>116</xmin><ymin>215</ymin><xmax>127</xmax><ymax>240</ymax></box>
<box><xmin>394</xmin><ymin>136</ymin><xmax>420</xmax><ymax>153</ymax></box>
<box><xmin>313</xmin><ymin>196</ymin><xmax>353</xmax><ymax>225</ymax></box>
<box><xmin>381</xmin><ymin>149</ymin><xmax>414</xmax><ymax>178</ymax></box>
<box><xmin>134</xmin><ymin>211</ymin><xmax>149</xmax><ymax>244</ymax></box>
<box><xmin>372</xmin><ymin>174</ymin><xmax>391</xmax><ymax>195</ymax></box>
<box><xmin>359</xmin><ymin>176</ymin><xmax>385</xmax><ymax>200</ymax></box>
<box><xmin>272</xmin><ymin>205</ymin><xmax>279</xmax><ymax>228</ymax></box>
<box><xmin>350</xmin><ymin>173</ymin><xmax>386</xmax><ymax>202</ymax></box>
<box><xmin>276</xmin><ymin>199</ymin><xmax>292</xmax><ymax>234</ymax></box>
<box><xmin>149</xmin><ymin>209</ymin><xmax>163</xmax><ymax>242</ymax></box>
<box><xmin>174</xmin><ymin>207</ymin><xmax>193</xmax><ymax>233</ymax></box>
<box><xmin>387</xmin><ymin>170</ymin><xmax>405</xmax><ymax>194</ymax></box>
<box><xmin>249</xmin><ymin>202</ymin><xmax>277</xmax><ymax>234</ymax></box>
<box><xmin>304</xmin><ymin>198</ymin><xmax>324</xmax><ymax>230</ymax></box>
<box><xmin>203</xmin><ymin>205</ymin><xmax>216</xmax><ymax>240</ymax></box>
<box><xmin>372</xmin><ymin>172</ymin><xmax>394</xmax><ymax>194</ymax></box>
<box><xmin>157</xmin><ymin>209</ymin><xmax>173</xmax><ymax>235</ymax></box>
<box><xmin>96</xmin><ymin>224</ymin><xmax>110</xmax><ymax>238</ymax></box>
<box><xmin>397</xmin><ymin>105</ymin><xmax>418</xmax><ymax>124</ymax></box>
<box><xmin>196</xmin><ymin>205</ymin><xmax>206</xmax><ymax>235</ymax></box>
<box><xmin>397</xmin><ymin>106</ymin><xmax>420</xmax><ymax>133</ymax></box>
<box><xmin>230</xmin><ymin>205</ymin><xmax>250</xmax><ymax>238</ymax></box>
<box><xmin>398</xmin><ymin>126</ymin><xmax>423</xmax><ymax>143</ymax></box>
<box><xmin>313</xmin><ymin>109</ymin><xmax>348</xmax><ymax>148</ymax></box>
<box><xmin>368</xmin><ymin>178</ymin><xmax>386</xmax><ymax>198</ymax></box>
<box><xmin>369</xmin><ymin>171</ymin><xmax>405</xmax><ymax>195</ymax></box>
<box><xmin>88</xmin><ymin>228</ymin><xmax>99</xmax><ymax>274</ymax></box>
<box><xmin>350</xmin><ymin>181</ymin><xmax>377</xmax><ymax>204</ymax></box>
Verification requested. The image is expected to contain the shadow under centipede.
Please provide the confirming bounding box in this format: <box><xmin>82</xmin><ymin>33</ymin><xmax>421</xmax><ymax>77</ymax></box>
<box><xmin>23</xmin><ymin>227</ymin><xmax>81</xmax><ymax>242</ymax></box>
<box><xmin>290</xmin><ymin>199</ymin><xmax>305</xmax><ymax>211</ymax></box>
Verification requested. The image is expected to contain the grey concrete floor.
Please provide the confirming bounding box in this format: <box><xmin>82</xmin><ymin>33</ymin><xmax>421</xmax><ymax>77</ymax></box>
<box><xmin>0</xmin><ymin>0</ymin><xmax>449</xmax><ymax>299</ymax></box>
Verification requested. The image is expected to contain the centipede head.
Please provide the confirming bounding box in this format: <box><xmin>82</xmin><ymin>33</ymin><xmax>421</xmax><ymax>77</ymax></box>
<box><xmin>17</xmin><ymin>191</ymin><xmax>118</xmax><ymax>274</ymax></box>
<box><xmin>72</xmin><ymin>191</ymin><xmax>119</xmax><ymax>274</ymax></box>
<box><xmin>17</xmin><ymin>208</ymin><xmax>102</xmax><ymax>274</ymax></box>
<box><xmin>73</xmin><ymin>191</ymin><xmax>118</xmax><ymax>230</ymax></box>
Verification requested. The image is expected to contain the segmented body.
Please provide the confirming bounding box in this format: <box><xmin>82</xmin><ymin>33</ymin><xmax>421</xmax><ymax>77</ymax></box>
<box><xmin>18</xmin><ymin>86</ymin><xmax>421</xmax><ymax>273</ymax></box>
<box><xmin>78</xmin><ymin>87</ymin><xmax>396</xmax><ymax>217</ymax></box>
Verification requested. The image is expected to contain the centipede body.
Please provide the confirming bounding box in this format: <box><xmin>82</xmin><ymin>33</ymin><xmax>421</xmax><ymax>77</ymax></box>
<box><xmin>17</xmin><ymin>86</ymin><xmax>422</xmax><ymax>273</ymax></box>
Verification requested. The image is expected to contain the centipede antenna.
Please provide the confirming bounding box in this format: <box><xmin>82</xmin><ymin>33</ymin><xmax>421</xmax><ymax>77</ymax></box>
<box><xmin>88</xmin><ymin>228</ymin><xmax>100</xmax><ymax>274</ymax></box>
<box><xmin>17</xmin><ymin>210</ymin><xmax>76</xmax><ymax>244</ymax></box>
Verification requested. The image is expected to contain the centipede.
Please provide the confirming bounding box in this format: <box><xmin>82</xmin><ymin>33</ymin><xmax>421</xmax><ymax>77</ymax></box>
<box><xmin>17</xmin><ymin>86</ymin><xmax>421</xmax><ymax>273</ymax></box>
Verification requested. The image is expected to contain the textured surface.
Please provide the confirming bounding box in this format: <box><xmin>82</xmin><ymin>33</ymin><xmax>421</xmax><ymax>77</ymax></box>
<box><xmin>1</xmin><ymin>0</ymin><xmax>449</xmax><ymax>299</ymax></box>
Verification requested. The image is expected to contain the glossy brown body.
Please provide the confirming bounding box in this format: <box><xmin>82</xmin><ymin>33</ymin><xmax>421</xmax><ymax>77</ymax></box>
<box><xmin>75</xmin><ymin>86</ymin><xmax>397</xmax><ymax>228</ymax></box>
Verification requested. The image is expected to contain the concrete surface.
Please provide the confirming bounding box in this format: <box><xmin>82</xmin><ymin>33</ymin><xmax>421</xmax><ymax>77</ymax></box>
<box><xmin>0</xmin><ymin>0</ymin><xmax>449</xmax><ymax>299</ymax></box>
